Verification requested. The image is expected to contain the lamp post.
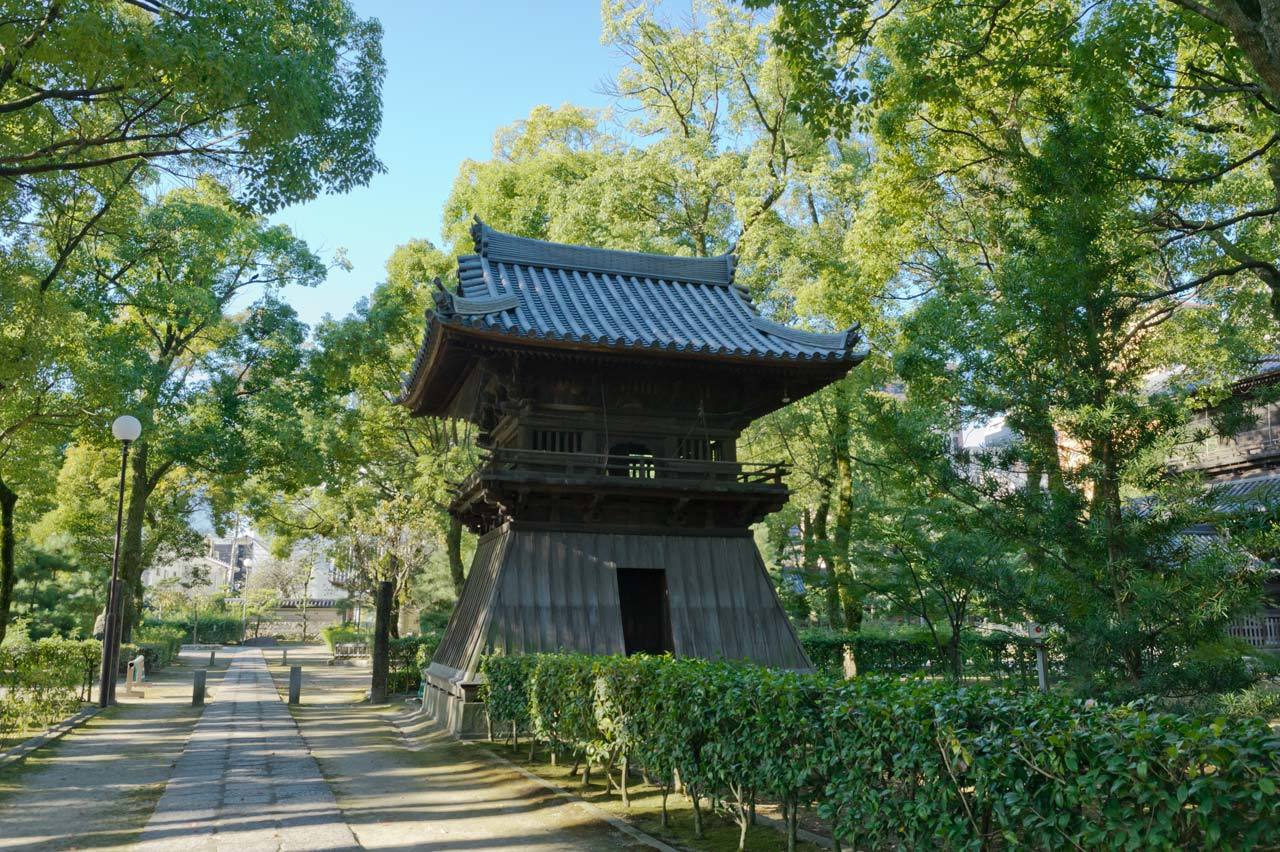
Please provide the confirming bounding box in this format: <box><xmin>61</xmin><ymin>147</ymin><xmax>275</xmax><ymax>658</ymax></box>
<box><xmin>98</xmin><ymin>415</ymin><xmax>141</xmax><ymax>707</ymax></box>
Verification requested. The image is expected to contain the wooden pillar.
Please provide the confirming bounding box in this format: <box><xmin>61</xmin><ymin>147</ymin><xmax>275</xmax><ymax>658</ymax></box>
<box><xmin>370</xmin><ymin>580</ymin><xmax>392</xmax><ymax>704</ymax></box>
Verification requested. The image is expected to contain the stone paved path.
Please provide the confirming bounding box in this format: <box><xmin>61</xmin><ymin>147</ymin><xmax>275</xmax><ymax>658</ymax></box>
<box><xmin>134</xmin><ymin>649</ymin><xmax>357</xmax><ymax>851</ymax></box>
<box><xmin>280</xmin><ymin>645</ymin><xmax>650</xmax><ymax>851</ymax></box>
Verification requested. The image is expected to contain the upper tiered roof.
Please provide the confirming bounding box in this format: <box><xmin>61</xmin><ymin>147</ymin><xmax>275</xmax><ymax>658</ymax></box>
<box><xmin>400</xmin><ymin>219</ymin><xmax>867</xmax><ymax>415</ymax></box>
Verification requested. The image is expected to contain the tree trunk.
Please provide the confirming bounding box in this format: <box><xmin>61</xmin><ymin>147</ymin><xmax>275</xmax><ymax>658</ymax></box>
<box><xmin>447</xmin><ymin>516</ymin><xmax>465</xmax><ymax>596</ymax></box>
<box><xmin>0</xmin><ymin>475</ymin><xmax>17</xmax><ymax>645</ymax></box>
<box><xmin>119</xmin><ymin>441</ymin><xmax>149</xmax><ymax>641</ymax></box>
<box><xmin>1204</xmin><ymin>0</ymin><xmax>1280</xmax><ymax>98</ymax></box>
<box><xmin>371</xmin><ymin>580</ymin><xmax>392</xmax><ymax>703</ymax></box>
<box><xmin>810</xmin><ymin>494</ymin><xmax>840</xmax><ymax>628</ymax></box>
<box><xmin>831</xmin><ymin>388</ymin><xmax>862</xmax><ymax>631</ymax></box>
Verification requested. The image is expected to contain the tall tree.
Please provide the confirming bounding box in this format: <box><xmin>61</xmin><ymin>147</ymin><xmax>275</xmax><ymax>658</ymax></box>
<box><xmin>249</xmin><ymin>239</ymin><xmax>473</xmax><ymax>619</ymax></box>
<box><xmin>833</xmin><ymin>1</ymin><xmax>1272</xmax><ymax>688</ymax></box>
<box><xmin>0</xmin><ymin>0</ymin><xmax>384</xmax><ymax>210</ymax></box>
<box><xmin>83</xmin><ymin>177</ymin><xmax>324</xmax><ymax>634</ymax></box>
<box><xmin>753</xmin><ymin>0</ymin><xmax>1280</xmax><ymax>320</ymax></box>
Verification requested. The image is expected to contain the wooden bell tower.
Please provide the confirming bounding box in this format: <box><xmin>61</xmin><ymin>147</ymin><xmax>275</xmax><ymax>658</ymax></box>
<box><xmin>400</xmin><ymin>219</ymin><xmax>867</xmax><ymax>734</ymax></box>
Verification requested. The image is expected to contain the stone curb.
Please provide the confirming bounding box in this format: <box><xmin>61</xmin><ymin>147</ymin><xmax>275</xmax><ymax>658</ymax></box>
<box><xmin>464</xmin><ymin>740</ymin><xmax>684</xmax><ymax>852</ymax></box>
<box><xmin>0</xmin><ymin>705</ymin><xmax>100</xmax><ymax>770</ymax></box>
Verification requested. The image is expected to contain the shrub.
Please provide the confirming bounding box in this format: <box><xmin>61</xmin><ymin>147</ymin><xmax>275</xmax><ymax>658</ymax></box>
<box><xmin>480</xmin><ymin>654</ymin><xmax>538</xmax><ymax>741</ymax></box>
<box><xmin>134</xmin><ymin>623</ymin><xmax>185</xmax><ymax>669</ymax></box>
<box><xmin>528</xmin><ymin>653</ymin><xmax>596</xmax><ymax>765</ymax></box>
<box><xmin>481</xmin><ymin>653</ymin><xmax>1280</xmax><ymax>850</ymax></box>
<box><xmin>320</xmin><ymin>623</ymin><xmax>369</xmax><ymax>652</ymax></box>
<box><xmin>1216</xmin><ymin>683</ymin><xmax>1280</xmax><ymax>721</ymax></box>
<box><xmin>387</xmin><ymin>633</ymin><xmax>442</xmax><ymax>694</ymax></box>
<box><xmin>0</xmin><ymin>637</ymin><xmax>99</xmax><ymax>748</ymax></box>
<box><xmin>145</xmin><ymin>614</ymin><xmax>242</xmax><ymax>645</ymax></box>
<box><xmin>799</xmin><ymin>626</ymin><xmax>1048</xmax><ymax>685</ymax></box>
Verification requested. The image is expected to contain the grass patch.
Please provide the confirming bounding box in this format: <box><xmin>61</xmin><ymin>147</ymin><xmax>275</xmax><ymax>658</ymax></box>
<box><xmin>477</xmin><ymin>739</ymin><xmax>828</xmax><ymax>852</ymax></box>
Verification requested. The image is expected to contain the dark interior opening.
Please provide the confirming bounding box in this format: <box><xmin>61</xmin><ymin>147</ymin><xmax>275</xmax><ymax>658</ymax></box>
<box><xmin>607</xmin><ymin>442</ymin><xmax>656</xmax><ymax>479</ymax></box>
<box><xmin>617</xmin><ymin>567</ymin><xmax>674</xmax><ymax>656</ymax></box>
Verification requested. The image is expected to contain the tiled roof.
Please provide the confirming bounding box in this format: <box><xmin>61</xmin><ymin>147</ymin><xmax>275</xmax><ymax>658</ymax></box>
<box><xmin>430</xmin><ymin>219</ymin><xmax>865</xmax><ymax>362</ymax></box>
<box><xmin>1235</xmin><ymin>355</ymin><xmax>1280</xmax><ymax>389</ymax></box>
<box><xmin>1210</xmin><ymin>473</ymin><xmax>1280</xmax><ymax>505</ymax></box>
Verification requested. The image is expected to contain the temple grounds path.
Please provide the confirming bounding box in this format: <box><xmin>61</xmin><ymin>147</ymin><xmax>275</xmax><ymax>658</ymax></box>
<box><xmin>133</xmin><ymin>648</ymin><xmax>356</xmax><ymax>851</ymax></box>
<box><xmin>0</xmin><ymin>648</ymin><xmax>234</xmax><ymax>850</ymax></box>
<box><xmin>271</xmin><ymin>646</ymin><xmax>653</xmax><ymax>851</ymax></box>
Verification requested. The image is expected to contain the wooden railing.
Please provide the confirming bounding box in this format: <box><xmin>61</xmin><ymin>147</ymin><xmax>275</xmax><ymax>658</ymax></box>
<box><xmin>467</xmin><ymin>447</ymin><xmax>787</xmax><ymax>486</ymax></box>
<box><xmin>1227</xmin><ymin>613</ymin><xmax>1280</xmax><ymax>648</ymax></box>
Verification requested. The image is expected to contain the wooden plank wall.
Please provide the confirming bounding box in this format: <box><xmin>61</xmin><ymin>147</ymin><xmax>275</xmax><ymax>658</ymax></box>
<box><xmin>432</xmin><ymin>529</ymin><xmax>508</xmax><ymax>671</ymax></box>
<box><xmin>440</xmin><ymin>527</ymin><xmax>812</xmax><ymax>679</ymax></box>
<box><xmin>482</xmin><ymin>530</ymin><xmax>627</xmax><ymax>662</ymax></box>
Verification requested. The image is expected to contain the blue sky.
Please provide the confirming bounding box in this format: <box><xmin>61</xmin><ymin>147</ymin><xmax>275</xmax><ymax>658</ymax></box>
<box><xmin>272</xmin><ymin>1</ymin><xmax>621</xmax><ymax>328</ymax></box>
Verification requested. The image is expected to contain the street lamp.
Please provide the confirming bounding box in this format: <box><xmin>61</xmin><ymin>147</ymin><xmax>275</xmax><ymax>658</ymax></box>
<box><xmin>98</xmin><ymin>415</ymin><xmax>141</xmax><ymax>707</ymax></box>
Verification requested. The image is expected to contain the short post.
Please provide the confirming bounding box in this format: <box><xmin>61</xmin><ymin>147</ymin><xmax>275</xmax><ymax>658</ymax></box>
<box><xmin>282</xmin><ymin>648</ymin><xmax>287</xmax><ymax>665</ymax></box>
<box><xmin>1035</xmin><ymin>642</ymin><xmax>1049</xmax><ymax>693</ymax></box>
<box><xmin>288</xmin><ymin>665</ymin><xmax>302</xmax><ymax>705</ymax></box>
<box><xmin>208</xmin><ymin>650</ymin><xmax>216</xmax><ymax>667</ymax></box>
<box><xmin>193</xmin><ymin>669</ymin><xmax>207</xmax><ymax>706</ymax></box>
<box><xmin>125</xmin><ymin>654</ymin><xmax>145</xmax><ymax>696</ymax></box>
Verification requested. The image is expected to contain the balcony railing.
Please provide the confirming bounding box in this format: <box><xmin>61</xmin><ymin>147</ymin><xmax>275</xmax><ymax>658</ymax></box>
<box><xmin>461</xmin><ymin>447</ymin><xmax>787</xmax><ymax>488</ymax></box>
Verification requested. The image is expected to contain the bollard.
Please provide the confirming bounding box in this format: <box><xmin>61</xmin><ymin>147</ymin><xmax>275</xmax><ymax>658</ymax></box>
<box><xmin>193</xmin><ymin>669</ymin><xmax>207</xmax><ymax>706</ymax></box>
<box><xmin>288</xmin><ymin>665</ymin><xmax>301</xmax><ymax>705</ymax></box>
<box><xmin>282</xmin><ymin>648</ymin><xmax>288</xmax><ymax>665</ymax></box>
<box><xmin>1035</xmin><ymin>642</ymin><xmax>1049</xmax><ymax>693</ymax></box>
<box><xmin>125</xmin><ymin>655</ymin><xmax>146</xmax><ymax>696</ymax></box>
<box><xmin>209</xmin><ymin>650</ymin><xmax>216</xmax><ymax>667</ymax></box>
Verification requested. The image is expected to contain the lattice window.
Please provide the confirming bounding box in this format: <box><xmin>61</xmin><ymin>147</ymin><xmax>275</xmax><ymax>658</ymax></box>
<box><xmin>676</xmin><ymin>437</ymin><xmax>723</xmax><ymax>462</ymax></box>
<box><xmin>532</xmin><ymin>429</ymin><xmax>583</xmax><ymax>453</ymax></box>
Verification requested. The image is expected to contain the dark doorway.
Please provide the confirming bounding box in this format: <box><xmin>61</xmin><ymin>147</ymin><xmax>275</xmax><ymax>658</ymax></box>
<box><xmin>617</xmin><ymin>568</ymin><xmax>674</xmax><ymax>656</ymax></box>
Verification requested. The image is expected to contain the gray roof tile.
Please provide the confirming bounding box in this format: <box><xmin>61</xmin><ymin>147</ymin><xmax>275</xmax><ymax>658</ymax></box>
<box><xmin>433</xmin><ymin>219</ymin><xmax>863</xmax><ymax>361</ymax></box>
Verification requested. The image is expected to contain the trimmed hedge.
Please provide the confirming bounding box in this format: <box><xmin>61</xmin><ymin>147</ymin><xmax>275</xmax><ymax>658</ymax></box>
<box><xmin>481</xmin><ymin>653</ymin><xmax>1280</xmax><ymax>850</ymax></box>
<box><xmin>320</xmin><ymin>623</ymin><xmax>369</xmax><ymax>652</ymax></box>
<box><xmin>799</xmin><ymin>627</ymin><xmax>1054</xmax><ymax>684</ymax></box>
<box><xmin>145</xmin><ymin>614</ymin><xmax>242</xmax><ymax>645</ymax></box>
<box><xmin>0</xmin><ymin>637</ymin><xmax>99</xmax><ymax>748</ymax></box>
<box><xmin>121</xmin><ymin>622</ymin><xmax>187</xmax><ymax>674</ymax></box>
<box><xmin>388</xmin><ymin>633</ymin><xmax>441</xmax><ymax>694</ymax></box>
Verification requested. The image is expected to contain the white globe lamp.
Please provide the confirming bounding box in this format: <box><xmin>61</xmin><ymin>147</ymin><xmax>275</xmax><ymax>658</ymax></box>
<box><xmin>111</xmin><ymin>415</ymin><xmax>142</xmax><ymax>443</ymax></box>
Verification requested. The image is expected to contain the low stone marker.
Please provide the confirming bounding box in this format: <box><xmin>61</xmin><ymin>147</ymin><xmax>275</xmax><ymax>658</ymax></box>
<box><xmin>288</xmin><ymin>665</ymin><xmax>301</xmax><ymax>705</ymax></box>
<box><xmin>125</xmin><ymin>654</ymin><xmax>146</xmax><ymax>696</ymax></box>
<box><xmin>193</xmin><ymin>669</ymin><xmax>207</xmax><ymax>707</ymax></box>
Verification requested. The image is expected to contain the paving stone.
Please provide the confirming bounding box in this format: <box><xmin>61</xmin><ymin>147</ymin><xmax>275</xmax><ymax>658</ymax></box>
<box><xmin>132</xmin><ymin>650</ymin><xmax>357</xmax><ymax>851</ymax></box>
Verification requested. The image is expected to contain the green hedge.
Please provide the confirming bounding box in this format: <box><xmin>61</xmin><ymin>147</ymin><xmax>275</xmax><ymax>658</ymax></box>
<box><xmin>144</xmin><ymin>614</ymin><xmax>242</xmax><ymax>645</ymax></box>
<box><xmin>0</xmin><ymin>637</ymin><xmax>99</xmax><ymax>748</ymax></box>
<box><xmin>122</xmin><ymin>622</ymin><xmax>187</xmax><ymax>673</ymax></box>
<box><xmin>387</xmin><ymin>633</ymin><xmax>442</xmax><ymax>694</ymax></box>
<box><xmin>480</xmin><ymin>653</ymin><xmax>1280</xmax><ymax>850</ymax></box>
<box><xmin>320</xmin><ymin>623</ymin><xmax>369</xmax><ymax>652</ymax></box>
<box><xmin>799</xmin><ymin>627</ymin><xmax>1053</xmax><ymax>684</ymax></box>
